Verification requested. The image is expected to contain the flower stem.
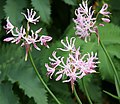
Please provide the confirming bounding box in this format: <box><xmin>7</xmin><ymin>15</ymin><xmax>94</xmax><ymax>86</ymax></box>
<box><xmin>73</xmin><ymin>87</ymin><xmax>82</xmax><ymax>104</ymax></box>
<box><xmin>95</xmin><ymin>27</ymin><xmax>120</xmax><ymax>98</ymax></box>
<box><xmin>99</xmin><ymin>40</ymin><xmax>120</xmax><ymax>89</ymax></box>
<box><xmin>82</xmin><ymin>78</ymin><xmax>93</xmax><ymax>104</ymax></box>
<box><xmin>28</xmin><ymin>51</ymin><xmax>61</xmax><ymax>104</ymax></box>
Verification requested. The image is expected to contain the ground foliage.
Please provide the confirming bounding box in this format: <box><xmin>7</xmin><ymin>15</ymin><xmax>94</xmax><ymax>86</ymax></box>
<box><xmin>0</xmin><ymin>0</ymin><xmax>120</xmax><ymax>104</ymax></box>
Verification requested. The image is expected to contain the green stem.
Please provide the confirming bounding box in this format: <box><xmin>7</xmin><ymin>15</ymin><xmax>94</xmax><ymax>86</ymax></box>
<box><xmin>99</xmin><ymin>40</ymin><xmax>120</xmax><ymax>86</ymax></box>
<box><xmin>73</xmin><ymin>87</ymin><xmax>82</xmax><ymax>104</ymax></box>
<box><xmin>28</xmin><ymin>51</ymin><xmax>61</xmax><ymax>104</ymax></box>
<box><xmin>100</xmin><ymin>40</ymin><xmax>120</xmax><ymax>98</ymax></box>
<box><xmin>103</xmin><ymin>90</ymin><xmax>120</xmax><ymax>100</ymax></box>
<box><xmin>82</xmin><ymin>79</ymin><xmax>93</xmax><ymax>104</ymax></box>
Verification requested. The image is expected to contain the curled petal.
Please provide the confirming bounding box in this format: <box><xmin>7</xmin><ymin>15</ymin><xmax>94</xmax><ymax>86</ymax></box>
<box><xmin>21</xmin><ymin>9</ymin><xmax>40</xmax><ymax>24</ymax></box>
<box><xmin>4</xmin><ymin>17</ymin><xmax>14</xmax><ymax>34</ymax></box>
<box><xmin>40</xmin><ymin>35</ymin><xmax>52</xmax><ymax>48</ymax></box>
<box><xmin>56</xmin><ymin>74</ymin><xmax>62</xmax><ymax>81</ymax></box>
<box><xmin>99</xmin><ymin>23</ymin><xmax>104</xmax><ymax>26</ymax></box>
<box><xmin>99</xmin><ymin>3</ymin><xmax>111</xmax><ymax>17</ymax></box>
<box><xmin>3</xmin><ymin>37</ymin><xmax>14</xmax><ymax>42</ymax></box>
<box><xmin>102</xmin><ymin>18</ymin><xmax>110</xmax><ymax>23</ymax></box>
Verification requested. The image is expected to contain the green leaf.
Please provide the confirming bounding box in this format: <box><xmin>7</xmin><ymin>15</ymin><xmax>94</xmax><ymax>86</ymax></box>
<box><xmin>78</xmin><ymin>75</ymin><xmax>102</xmax><ymax>104</ymax></box>
<box><xmin>4</xmin><ymin>0</ymin><xmax>27</xmax><ymax>26</ymax></box>
<box><xmin>0</xmin><ymin>0</ymin><xmax>6</xmax><ymax>30</ymax></box>
<box><xmin>109</xmin><ymin>0</ymin><xmax>120</xmax><ymax>10</ymax></box>
<box><xmin>81</xmin><ymin>41</ymin><xmax>98</xmax><ymax>54</ymax></box>
<box><xmin>99</xmin><ymin>23</ymin><xmax>120</xmax><ymax>45</ymax></box>
<box><xmin>31</xmin><ymin>0</ymin><xmax>51</xmax><ymax>24</ymax></box>
<box><xmin>8</xmin><ymin>61</ymin><xmax>48</xmax><ymax>104</ymax></box>
<box><xmin>0</xmin><ymin>45</ymin><xmax>48</xmax><ymax>104</ymax></box>
<box><xmin>48</xmin><ymin>80</ymin><xmax>75</xmax><ymax>104</ymax></box>
<box><xmin>107</xmin><ymin>44</ymin><xmax>120</xmax><ymax>59</ymax></box>
<box><xmin>63</xmin><ymin>0</ymin><xmax>77</xmax><ymax>5</ymax></box>
<box><xmin>98</xmin><ymin>46</ymin><xmax>114</xmax><ymax>81</ymax></box>
<box><xmin>0</xmin><ymin>82</ymin><xmax>19</xmax><ymax>104</ymax></box>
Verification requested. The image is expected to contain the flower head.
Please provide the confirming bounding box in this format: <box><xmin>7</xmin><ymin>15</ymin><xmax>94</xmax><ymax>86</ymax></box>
<box><xmin>4</xmin><ymin>26</ymin><xmax>26</xmax><ymax>44</ymax></box>
<box><xmin>45</xmin><ymin>37</ymin><xmax>99</xmax><ymax>90</ymax></box>
<box><xmin>57</xmin><ymin>37</ymin><xmax>76</xmax><ymax>52</ymax></box>
<box><xmin>73</xmin><ymin>1</ymin><xmax>111</xmax><ymax>42</ymax></box>
<box><xmin>21</xmin><ymin>9</ymin><xmax>40</xmax><ymax>24</ymax></box>
<box><xmin>4</xmin><ymin>9</ymin><xmax>52</xmax><ymax>61</ymax></box>
<box><xmin>39</xmin><ymin>35</ymin><xmax>52</xmax><ymax>48</ymax></box>
<box><xmin>73</xmin><ymin>0</ymin><xmax>96</xmax><ymax>42</ymax></box>
<box><xmin>99</xmin><ymin>3</ymin><xmax>111</xmax><ymax>17</ymax></box>
<box><xmin>4</xmin><ymin>17</ymin><xmax>14</xmax><ymax>34</ymax></box>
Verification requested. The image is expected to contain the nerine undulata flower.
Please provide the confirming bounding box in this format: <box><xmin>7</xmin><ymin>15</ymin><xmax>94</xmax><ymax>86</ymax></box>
<box><xmin>73</xmin><ymin>0</ymin><xmax>111</xmax><ymax>42</ymax></box>
<box><xmin>4</xmin><ymin>17</ymin><xmax>14</xmax><ymax>34</ymax></box>
<box><xmin>57</xmin><ymin>37</ymin><xmax>76</xmax><ymax>52</ymax></box>
<box><xmin>21</xmin><ymin>9</ymin><xmax>40</xmax><ymax>24</ymax></box>
<box><xmin>99</xmin><ymin>3</ymin><xmax>111</xmax><ymax>23</ymax></box>
<box><xmin>45</xmin><ymin>37</ymin><xmax>99</xmax><ymax>90</ymax></box>
<box><xmin>4</xmin><ymin>26</ymin><xmax>26</xmax><ymax>44</ymax></box>
<box><xmin>73</xmin><ymin>0</ymin><xmax>96</xmax><ymax>42</ymax></box>
<box><xmin>99</xmin><ymin>3</ymin><xmax>111</xmax><ymax>17</ymax></box>
<box><xmin>4</xmin><ymin>9</ymin><xmax>52</xmax><ymax>61</ymax></box>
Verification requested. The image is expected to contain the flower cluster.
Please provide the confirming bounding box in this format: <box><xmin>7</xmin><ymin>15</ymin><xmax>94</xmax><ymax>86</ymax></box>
<box><xmin>73</xmin><ymin>0</ymin><xmax>111</xmax><ymax>42</ymax></box>
<box><xmin>45</xmin><ymin>37</ymin><xmax>99</xmax><ymax>90</ymax></box>
<box><xmin>99</xmin><ymin>3</ymin><xmax>111</xmax><ymax>25</ymax></box>
<box><xmin>4</xmin><ymin>9</ymin><xmax>52</xmax><ymax>61</ymax></box>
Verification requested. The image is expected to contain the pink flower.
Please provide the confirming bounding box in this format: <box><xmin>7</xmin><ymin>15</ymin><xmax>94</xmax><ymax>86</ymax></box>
<box><xmin>101</xmin><ymin>18</ymin><xmax>110</xmax><ymax>23</ymax></box>
<box><xmin>63</xmin><ymin>67</ymin><xmax>81</xmax><ymax>90</ymax></box>
<box><xmin>99</xmin><ymin>23</ymin><xmax>104</xmax><ymax>27</ymax></box>
<box><xmin>55</xmin><ymin>57</ymin><xmax>72</xmax><ymax>81</ymax></box>
<box><xmin>39</xmin><ymin>35</ymin><xmax>52</xmax><ymax>48</ymax></box>
<box><xmin>73</xmin><ymin>2</ymin><xmax>111</xmax><ymax>42</ymax></box>
<box><xmin>99</xmin><ymin>3</ymin><xmax>111</xmax><ymax>17</ymax></box>
<box><xmin>4</xmin><ymin>9</ymin><xmax>52</xmax><ymax>61</ymax></box>
<box><xmin>79</xmin><ymin>52</ymin><xmax>99</xmax><ymax>78</ymax></box>
<box><xmin>57</xmin><ymin>37</ymin><xmax>76</xmax><ymax>52</ymax></box>
<box><xmin>99</xmin><ymin>3</ymin><xmax>111</xmax><ymax>25</ymax></box>
<box><xmin>3</xmin><ymin>37</ymin><xmax>14</xmax><ymax>42</ymax></box>
<box><xmin>21</xmin><ymin>9</ymin><xmax>40</xmax><ymax>24</ymax></box>
<box><xmin>73</xmin><ymin>0</ymin><xmax>96</xmax><ymax>42</ymax></box>
<box><xmin>49</xmin><ymin>51</ymin><xmax>62</xmax><ymax>68</ymax></box>
<box><xmin>4</xmin><ymin>26</ymin><xmax>26</xmax><ymax>44</ymax></box>
<box><xmin>22</xmin><ymin>29</ymin><xmax>42</xmax><ymax>51</ymax></box>
<box><xmin>69</xmin><ymin>47</ymin><xmax>85</xmax><ymax>69</ymax></box>
<box><xmin>4</xmin><ymin>17</ymin><xmax>14</xmax><ymax>34</ymax></box>
<box><xmin>13</xmin><ymin>26</ymin><xmax>26</xmax><ymax>44</ymax></box>
<box><xmin>46</xmin><ymin>41</ymin><xmax>99</xmax><ymax>89</ymax></box>
<box><xmin>45</xmin><ymin>63</ymin><xmax>56</xmax><ymax>79</ymax></box>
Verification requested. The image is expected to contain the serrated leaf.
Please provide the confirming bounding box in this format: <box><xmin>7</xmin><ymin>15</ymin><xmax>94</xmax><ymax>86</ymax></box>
<box><xmin>98</xmin><ymin>46</ymin><xmax>114</xmax><ymax>81</ymax></box>
<box><xmin>0</xmin><ymin>0</ymin><xmax>6</xmax><ymax>30</ymax></box>
<box><xmin>81</xmin><ymin>41</ymin><xmax>98</xmax><ymax>54</ymax></box>
<box><xmin>0</xmin><ymin>0</ymin><xmax>5</xmax><ymax>19</ymax></box>
<box><xmin>63</xmin><ymin>0</ymin><xmax>77</xmax><ymax>5</ymax></box>
<box><xmin>48</xmin><ymin>80</ymin><xmax>75</xmax><ymax>104</ymax></box>
<box><xmin>99</xmin><ymin>23</ymin><xmax>120</xmax><ymax>45</ymax></box>
<box><xmin>107</xmin><ymin>44</ymin><xmax>120</xmax><ymax>59</ymax></box>
<box><xmin>0</xmin><ymin>82</ymin><xmax>19</xmax><ymax>104</ymax></box>
<box><xmin>8</xmin><ymin>62</ymin><xmax>48</xmax><ymax>104</ymax></box>
<box><xmin>4</xmin><ymin>0</ymin><xmax>27</xmax><ymax>26</ymax></box>
<box><xmin>0</xmin><ymin>45</ymin><xmax>48</xmax><ymax>104</ymax></box>
<box><xmin>31</xmin><ymin>0</ymin><xmax>51</xmax><ymax>24</ymax></box>
<box><xmin>98</xmin><ymin>23</ymin><xmax>120</xmax><ymax>83</ymax></box>
<box><xmin>78</xmin><ymin>75</ymin><xmax>102</xmax><ymax>104</ymax></box>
